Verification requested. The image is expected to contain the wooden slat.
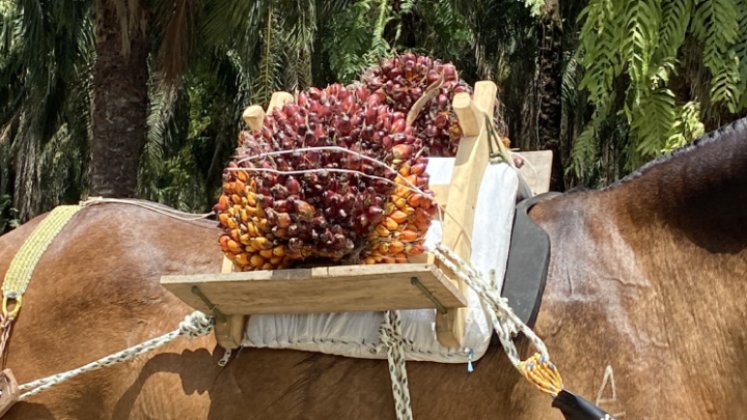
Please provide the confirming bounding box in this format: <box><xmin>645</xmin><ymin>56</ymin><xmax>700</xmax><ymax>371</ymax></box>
<box><xmin>242</xmin><ymin>91</ymin><xmax>293</xmax><ymax>131</ymax></box>
<box><xmin>436</xmin><ymin>81</ymin><xmax>498</xmax><ymax>348</ymax></box>
<box><xmin>429</xmin><ymin>184</ymin><xmax>449</xmax><ymax>208</ymax></box>
<box><xmin>161</xmin><ymin>262</ymin><xmax>467</xmax><ymax>315</ymax></box>
<box><xmin>242</xmin><ymin>105</ymin><xmax>265</xmax><ymax>130</ymax></box>
<box><xmin>452</xmin><ymin>92</ymin><xmax>481</xmax><ymax>136</ymax></box>
<box><xmin>268</xmin><ymin>91</ymin><xmax>294</xmax><ymax>112</ymax></box>
<box><xmin>214</xmin><ymin>257</ymin><xmax>246</xmax><ymax>350</ymax></box>
<box><xmin>517</xmin><ymin>150</ymin><xmax>554</xmax><ymax>194</ymax></box>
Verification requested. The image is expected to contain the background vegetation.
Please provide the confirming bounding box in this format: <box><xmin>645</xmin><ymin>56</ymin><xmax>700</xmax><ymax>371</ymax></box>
<box><xmin>1</xmin><ymin>0</ymin><xmax>746</xmax><ymax>232</ymax></box>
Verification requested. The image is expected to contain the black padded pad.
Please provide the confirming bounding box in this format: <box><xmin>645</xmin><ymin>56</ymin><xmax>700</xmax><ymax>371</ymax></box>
<box><xmin>501</xmin><ymin>192</ymin><xmax>560</xmax><ymax>327</ymax></box>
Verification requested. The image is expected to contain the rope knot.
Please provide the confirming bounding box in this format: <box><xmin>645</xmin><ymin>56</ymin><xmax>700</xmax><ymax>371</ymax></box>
<box><xmin>179</xmin><ymin>311</ymin><xmax>214</xmax><ymax>338</ymax></box>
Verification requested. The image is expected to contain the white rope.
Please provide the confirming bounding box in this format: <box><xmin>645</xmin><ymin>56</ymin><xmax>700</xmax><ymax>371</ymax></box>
<box><xmin>376</xmin><ymin>241</ymin><xmax>554</xmax><ymax>420</ymax></box>
<box><xmin>235</xmin><ymin>146</ymin><xmax>398</xmax><ymax>176</ymax></box>
<box><xmin>378</xmin><ymin>310</ymin><xmax>413</xmax><ymax>420</ymax></box>
<box><xmin>80</xmin><ymin>197</ymin><xmax>215</xmax><ymax>222</ymax></box>
<box><xmin>431</xmin><ymin>244</ymin><xmax>549</xmax><ymax>366</ymax></box>
<box><xmin>18</xmin><ymin>311</ymin><xmax>213</xmax><ymax>400</ymax></box>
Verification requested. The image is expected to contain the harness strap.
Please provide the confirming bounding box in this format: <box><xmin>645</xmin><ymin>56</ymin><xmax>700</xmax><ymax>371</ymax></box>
<box><xmin>3</xmin><ymin>205</ymin><xmax>82</xmax><ymax>311</ymax></box>
<box><xmin>1</xmin><ymin>205</ymin><xmax>82</xmax><ymax>363</ymax></box>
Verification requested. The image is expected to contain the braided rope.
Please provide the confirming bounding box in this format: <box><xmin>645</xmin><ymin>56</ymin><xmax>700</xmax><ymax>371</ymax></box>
<box><xmin>431</xmin><ymin>245</ymin><xmax>563</xmax><ymax>396</ymax></box>
<box><xmin>374</xmin><ymin>237</ymin><xmax>563</xmax><ymax>418</ymax></box>
<box><xmin>18</xmin><ymin>311</ymin><xmax>213</xmax><ymax>400</ymax></box>
<box><xmin>378</xmin><ymin>310</ymin><xmax>413</xmax><ymax>420</ymax></box>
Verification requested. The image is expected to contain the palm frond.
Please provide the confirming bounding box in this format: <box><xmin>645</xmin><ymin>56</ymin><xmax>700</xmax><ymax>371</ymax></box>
<box><xmin>154</xmin><ymin>0</ymin><xmax>196</xmax><ymax>84</ymax></box>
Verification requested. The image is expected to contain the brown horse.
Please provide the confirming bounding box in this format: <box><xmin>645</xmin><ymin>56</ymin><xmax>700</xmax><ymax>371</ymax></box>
<box><xmin>1</xmin><ymin>117</ymin><xmax>745</xmax><ymax>419</ymax></box>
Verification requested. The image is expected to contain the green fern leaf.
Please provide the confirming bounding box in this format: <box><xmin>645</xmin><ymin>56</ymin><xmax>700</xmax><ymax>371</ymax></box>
<box><xmin>692</xmin><ymin>0</ymin><xmax>741</xmax><ymax>109</ymax></box>
<box><xmin>654</xmin><ymin>0</ymin><xmax>691</xmax><ymax>67</ymax></box>
<box><xmin>734</xmin><ymin>0</ymin><xmax>747</xmax><ymax>106</ymax></box>
<box><xmin>630</xmin><ymin>87</ymin><xmax>677</xmax><ymax>157</ymax></box>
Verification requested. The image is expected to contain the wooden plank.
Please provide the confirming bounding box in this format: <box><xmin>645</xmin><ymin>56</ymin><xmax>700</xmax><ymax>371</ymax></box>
<box><xmin>453</xmin><ymin>92</ymin><xmax>481</xmax><ymax>136</ymax></box>
<box><xmin>268</xmin><ymin>91</ymin><xmax>294</xmax><ymax>112</ymax></box>
<box><xmin>215</xmin><ymin>314</ymin><xmax>246</xmax><ymax>350</ymax></box>
<box><xmin>242</xmin><ymin>105</ymin><xmax>265</xmax><ymax>131</ymax></box>
<box><xmin>221</xmin><ymin>256</ymin><xmax>235</xmax><ymax>272</ymax></box>
<box><xmin>516</xmin><ymin>150</ymin><xmax>553</xmax><ymax>194</ymax></box>
<box><xmin>242</xmin><ymin>91</ymin><xmax>293</xmax><ymax>130</ymax></box>
<box><xmin>161</xmin><ymin>263</ymin><xmax>467</xmax><ymax>315</ymax></box>
<box><xmin>214</xmin><ymin>257</ymin><xmax>246</xmax><ymax>350</ymax></box>
<box><xmin>436</xmin><ymin>80</ymin><xmax>498</xmax><ymax>348</ymax></box>
<box><xmin>429</xmin><ymin>184</ymin><xmax>449</xmax><ymax>208</ymax></box>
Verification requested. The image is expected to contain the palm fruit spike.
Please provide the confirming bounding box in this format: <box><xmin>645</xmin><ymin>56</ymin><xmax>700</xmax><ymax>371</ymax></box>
<box><xmin>216</xmin><ymin>83</ymin><xmax>420</xmax><ymax>270</ymax></box>
<box><xmin>214</xmin><ymin>171</ymin><xmax>290</xmax><ymax>270</ymax></box>
<box><xmin>361</xmin><ymin>52</ymin><xmax>471</xmax><ymax>157</ymax></box>
<box><xmin>361</xmin><ymin>159</ymin><xmax>436</xmax><ymax>264</ymax></box>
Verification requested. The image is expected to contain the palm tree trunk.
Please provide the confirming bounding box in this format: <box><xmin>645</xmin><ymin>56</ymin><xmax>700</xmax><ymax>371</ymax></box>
<box><xmin>90</xmin><ymin>0</ymin><xmax>149</xmax><ymax>197</ymax></box>
<box><xmin>537</xmin><ymin>0</ymin><xmax>563</xmax><ymax>190</ymax></box>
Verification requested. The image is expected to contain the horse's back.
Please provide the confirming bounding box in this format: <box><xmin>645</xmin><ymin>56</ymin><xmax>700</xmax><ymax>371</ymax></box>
<box><xmin>0</xmin><ymin>204</ymin><xmax>224</xmax><ymax>418</ymax></box>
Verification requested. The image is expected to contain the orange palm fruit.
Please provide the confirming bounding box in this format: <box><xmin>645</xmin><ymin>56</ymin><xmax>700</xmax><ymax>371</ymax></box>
<box><xmin>250</xmin><ymin>254</ymin><xmax>265</xmax><ymax>268</ymax></box>
<box><xmin>272</xmin><ymin>245</ymin><xmax>286</xmax><ymax>257</ymax></box>
<box><xmin>217</xmin><ymin>195</ymin><xmax>230</xmax><ymax>211</ymax></box>
<box><xmin>375</xmin><ymin>224</ymin><xmax>390</xmax><ymax>237</ymax></box>
<box><xmin>390</xmin><ymin>210</ymin><xmax>408</xmax><ymax>224</ymax></box>
<box><xmin>235</xmin><ymin>253</ymin><xmax>250</xmax><ymax>266</ymax></box>
<box><xmin>398</xmin><ymin>230</ymin><xmax>418</xmax><ymax>242</ymax></box>
<box><xmin>407</xmin><ymin>194</ymin><xmax>423</xmax><ymax>207</ymax></box>
<box><xmin>407</xmin><ymin>244</ymin><xmax>425</xmax><ymax>255</ymax></box>
<box><xmin>227</xmin><ymin>240</ymin><xmax>241</xmax><ymax>253</ymax></box>
<box><xmin>389</xmin><ymin>240</ymin><xmax>405</xmax><ymax>254</ymax></box>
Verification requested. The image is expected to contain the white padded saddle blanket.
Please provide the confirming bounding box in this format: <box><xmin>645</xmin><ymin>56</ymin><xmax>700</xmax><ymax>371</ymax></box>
<box><xmin>241</xmin><ymin>159</ymin><xmax>520</xmax><ymax>363</ymax></box>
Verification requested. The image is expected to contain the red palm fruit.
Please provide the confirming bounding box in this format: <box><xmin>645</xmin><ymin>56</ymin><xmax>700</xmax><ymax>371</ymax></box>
<box><xmin>216</xmin><ymin>83</ymin><xmax>420</xmax><ymax>269</ymax></box>
<box><xmin>361</xmin><ymin>53</ymin><xmax>471</xmax><ymax>157</ymax></box>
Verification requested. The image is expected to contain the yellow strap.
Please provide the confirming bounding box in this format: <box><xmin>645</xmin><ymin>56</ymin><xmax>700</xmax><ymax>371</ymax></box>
<box><xmin>518</xmin><ymin>352</ymin><xmax>564</xmax><ymax>397</ymax></box>
<box><xmin>2</xmin><ymin>205</ymin><xmax>82</xmax><ymax>319</ymax></box>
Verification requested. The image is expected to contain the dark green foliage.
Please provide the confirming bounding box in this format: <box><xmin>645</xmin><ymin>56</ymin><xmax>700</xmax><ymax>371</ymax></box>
<box><xmin>573</xmin><ymin>0</ymin><xmax>747</xmax><ymax>186</ymax></box>
<box><xmin>0</xmin><ymin>0</ymin><xmax>93</xmax><ymax>225</ymax></box>
<box><xmin>4</xmin><ymin>0</ymin><xmax>746</xmax><ymax>230</ymax></box>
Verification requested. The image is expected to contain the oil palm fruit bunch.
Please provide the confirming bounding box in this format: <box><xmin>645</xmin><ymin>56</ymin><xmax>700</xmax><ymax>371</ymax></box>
<box><xmin>361</xmin><ymin>53</ymin><xmax>471</xmax><ymax>157</ymax></box>
<box><xmin>215</xmin><ymin>83</ymin><xmax>436</xmax><ymax>270</ymax></box>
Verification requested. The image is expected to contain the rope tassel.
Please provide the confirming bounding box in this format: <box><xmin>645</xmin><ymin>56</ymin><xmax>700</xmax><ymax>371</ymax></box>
<box><xmin>518</xmin><ymin>353</ymin><xmax>563</xmax><ymax>397</ymax></box>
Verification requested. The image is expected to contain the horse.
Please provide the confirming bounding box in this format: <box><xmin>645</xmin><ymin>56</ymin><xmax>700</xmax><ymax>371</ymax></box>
<box><xmin>0</xmin><ymin>116</ymin><xmax>745</xmax><ymax>419</ymax></box>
